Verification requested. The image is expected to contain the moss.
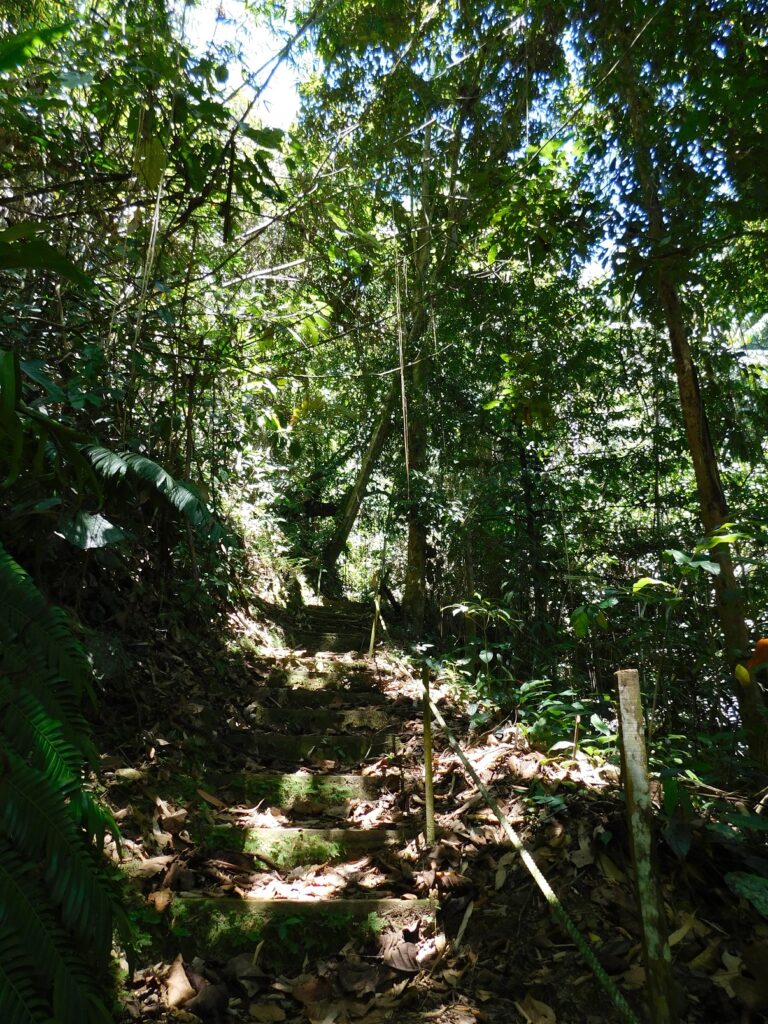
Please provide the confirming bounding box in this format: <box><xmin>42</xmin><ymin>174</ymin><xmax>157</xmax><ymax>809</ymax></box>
<box><xmin>170</xmin><ymin>899</ymin><xmax>388</xmax><ymax>968</ymax></box>
<box><xmin>202</xmin><ymin>825</ymin><xmax>344</xmax><ymax>868</ymax></box>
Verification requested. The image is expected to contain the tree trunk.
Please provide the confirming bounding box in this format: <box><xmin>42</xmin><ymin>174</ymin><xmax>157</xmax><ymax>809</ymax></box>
<box><xmin>620</xmin><ymin>57</ymin><xmax>767</xmax><ymax>763</ymax></box>
<box><xmin>401</xmin><ymin>124</ymin><xmax>434</xmax><ymax>632</ymax></box>
<box><xmin>320</xmin><ymin>375</ymin><xmax>399</xmax><ymax>578</ymax></box>
<box><xmin>402</xmin><ymin>331</ymin><xmax>430</xmax><ymax>628</ymax></box>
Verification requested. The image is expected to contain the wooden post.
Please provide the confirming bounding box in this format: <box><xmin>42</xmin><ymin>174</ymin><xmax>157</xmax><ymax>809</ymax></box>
<box><xmin>615</xmin><ymin>668</ymin><xmax>677</xmax><ymax>1024</ymax></box>
<box><xmin>422</xmin><ymin>664</ymin><xmax>436</xmax><ymax>844</ymax></box>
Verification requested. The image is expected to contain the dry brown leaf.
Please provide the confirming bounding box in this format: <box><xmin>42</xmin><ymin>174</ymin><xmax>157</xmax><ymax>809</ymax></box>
<box><xmin>687</xmin><ymin>938</ymin><xmax>722</xmax><ymax>974</ymax></box>
<box><xmin>291</xmin><ymin>975</ymin><xmax>334</xmax><ymax>1004</ymax></box>
<box><xmin>621</xmin><ymin>963</ymin><xmax>646</xmax><ymax>990</ymax></box>
<box><xmin>337</xmin><ymin>960</ymin><xmax>380</xmax><ymax>997</ymax></box>
<box><xmin>306</xmin><ymin>1002</ymin><xmax>342</xmax><ymax>1024</ymax></box>
<box><xmin>184</xmin><ymin>979</ymin><xmax>229</xmax><ymax>1018</ymax></box>
<box><xmin>147</xmin><ymin>887</ymin><xmax>172</xmax><ymax>913</ymax></box>
<box><xmin>713</xmin><ymin>950</ymin><xmax>744</xmax><ymax>998</ymax></box>
<box><xmin>668</xmin><ymin>913</ymin><xmax>696</xmax><ymax>947</ymax></box>
<box><xmin>163</xmin><ymin>955</ymin><xmax>195</xmax><ymax>1009</ymax></box>
<box><xmin>596</xmin><ymin>851</ymin><xmax>625</xmax><ymax>883</ymax></box>
<box><xmin>514</xmin><ymin>993</ymin><xmax>556</xmax><ymax>1024</ymax></box>
<box><xmin>569</xmin><ymin>838</ymin><xmax>594</xmax><ymax>868</ymax></box>
<box><xmin>197</xmin><ymin>788</ymin><xmax>227</xmax><ymax>809</ymax></box>
<box><xmin>249</xmin><ymin>1004</ymin><xmax>287</xmax><ymax>1022</ymax></box>
<box><xmin>122</xmin><ymin>854</ymin><xmax>175</xmax><ymax>879</ymax></box>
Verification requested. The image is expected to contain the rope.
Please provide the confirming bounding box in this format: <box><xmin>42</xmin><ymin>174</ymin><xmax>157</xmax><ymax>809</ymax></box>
<box><xmin>416</xmin><ymin>670</ymin><xmax>642</xmax><ymax>1024</ymax></box>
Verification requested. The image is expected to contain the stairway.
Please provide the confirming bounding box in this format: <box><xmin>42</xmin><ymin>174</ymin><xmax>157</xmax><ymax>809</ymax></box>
<box><xmin>168</xmin><ymin>649</ymin><xmax>435</xmax><ymax>972</ymax></box>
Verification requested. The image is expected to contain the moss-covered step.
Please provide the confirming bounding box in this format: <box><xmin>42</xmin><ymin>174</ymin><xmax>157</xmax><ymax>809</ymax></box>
<box><xmin>201</xmin><ymin>771</ymin><xmax>388</xmax><ymax>809</ymax></box>
<box><xmin>255</xmin><ymin>686</ymin><xmax>389</xmax><ymax>707</ymax></box>
<box><xmin>170</xmin><ymin>894</ymin><xmax>435</xmax><ymax>965</ymax></box>
<box><xmin>251</xmin><ymin>731</ymin><xmax>404</xmax><ymax>763</ymax></box>
<box><xmin>204</xmin><ymin>825</ymin><xmax>411</xmax><ymax>867</ymax></box>
<box><xmin>246</xmin><ymin>705</ymin><xmax>391</xmax><ymax>731</ymax></box>
<box><xmin>287</xmin><ymin>632</ymin><xmax>369</xmax><ymax>653</ymax></box>
<box><xmin>265</xmin><ymin>669</ymin><xmax>379</xmax><ymax>692</ymax></box>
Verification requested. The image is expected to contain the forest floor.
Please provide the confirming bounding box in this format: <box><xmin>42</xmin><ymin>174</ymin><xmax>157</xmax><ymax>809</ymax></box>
<box><xmin>97</xmin><ymin>607</ymin><xmax>768</xmax><ymax>1024</ymax></box>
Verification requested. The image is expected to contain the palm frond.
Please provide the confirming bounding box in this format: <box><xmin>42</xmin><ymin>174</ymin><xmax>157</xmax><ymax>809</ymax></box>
<box><xmin>83</xmin><ymin>444</ymin><xmax>216</xmax><ymax>531</ymax></box>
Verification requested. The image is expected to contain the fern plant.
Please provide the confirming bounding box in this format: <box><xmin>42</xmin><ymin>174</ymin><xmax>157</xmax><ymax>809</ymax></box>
<box><xmin>0</xmin><ymin>541</ymin><xmax>128</xmax><ymax>1024</ymax></box>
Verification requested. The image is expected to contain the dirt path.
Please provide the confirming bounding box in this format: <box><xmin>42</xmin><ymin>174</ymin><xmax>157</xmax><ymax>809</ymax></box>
<box><xmin>108</xmin><ymin>630</ymin><xmax>753</xmax><ymax>1024</ymax></box>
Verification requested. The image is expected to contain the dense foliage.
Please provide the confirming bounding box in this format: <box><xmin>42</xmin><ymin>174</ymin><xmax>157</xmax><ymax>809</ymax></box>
<box><xmin>1</xmin><ymin>0</ymin><xmax>767</xmax><ymax>1012</ymax></box>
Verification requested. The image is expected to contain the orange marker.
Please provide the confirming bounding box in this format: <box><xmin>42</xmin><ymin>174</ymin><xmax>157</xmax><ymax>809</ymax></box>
<box><xmin>746</xmin><ymin>639</ymin><xmax>768</xmax><ymax>672</ymax></box>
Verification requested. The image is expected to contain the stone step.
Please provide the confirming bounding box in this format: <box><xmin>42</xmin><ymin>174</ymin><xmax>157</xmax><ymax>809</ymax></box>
<box><xmin>205</xmin><ymin>825</ymin><xmax>412</xmax><ymax>867</ymax></box>
<box><xmin>201</xmin><ymin>771</ymin><xmax>394</xmax><ymax>809</ymax></box>
<box><xmin>288</xmin><ymin>632</ymin><xmax>369</xmax><ymax>653</ymax></box>
<box><xmin>250</xmin><ymin>731</ymin><xmax>405</xmax><ymax>764</ymax></box>
<box><xmin>256</xmin><ymin>686</ymin><xmax>390</xmax><ymax>708</ymax></box>
<box><xmin>170</xmin><ymin>894</ymin><xmax>435</xmax><ymax>964</ymax></box>
<box><xmin>266</xmin><ymin>669</ymin><xmax>376</xmax><ymax>692</ymax></box>
<box><xmin>245</xmin><ymin>704</ymin><xmax>392</xmax><ymax>732</ymax></box>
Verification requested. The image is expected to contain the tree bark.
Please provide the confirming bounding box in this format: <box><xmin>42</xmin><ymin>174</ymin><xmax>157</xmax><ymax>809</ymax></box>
<box><xmin>401</xmin><ymin>123</ymin><xmax>434</xmax><ymax>632</ymax></box>
<box><xmin>620</xmin><ymin>57</ymin><xmax>767</xmax><ymax>763</ymax></box>
<box><xmin>320</xmin><ymin>375</ymin><xmax>399</xmax><ymax>577</ymax></box>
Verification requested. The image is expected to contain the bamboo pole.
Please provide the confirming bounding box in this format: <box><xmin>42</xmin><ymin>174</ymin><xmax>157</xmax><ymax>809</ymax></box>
<box><xmin>422</xmin><ymin>664</ymin><xmax>436</xmax><ymax>844</ymax></box>
<box><xmin>417</xmin><ymin>672</ymin><xmax>641</xmax><ymax>1024</ymax></box>
<box><xmin>616</xmin><ymin>668</ymin><xmax>678</xmax><ymax>1024</ymax></box>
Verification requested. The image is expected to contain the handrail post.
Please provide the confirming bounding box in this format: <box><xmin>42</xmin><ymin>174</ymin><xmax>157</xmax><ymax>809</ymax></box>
<box><xmin>422</xmin><ymin>663</ymin><xmax>436</xmax><ymax>843</ymax></box>
<box><xmin>616</xmin><ymin>668</ymin><xmax>678</xmax><ymax>1024</ymax></box>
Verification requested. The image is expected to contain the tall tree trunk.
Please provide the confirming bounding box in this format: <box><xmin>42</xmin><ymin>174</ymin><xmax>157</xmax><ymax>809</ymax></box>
<box><xmin>402</xmin><ymin>123</ymin><xmax>434</xmax><ymax>632</ymax></box>
<box><xmin>402</xmin><ymin>321</ymin><xmax>430</xmax><ymax>627</ymax></box>
<box><xmin>619</xmin><ymin>56</ymin><xmax>767</xmax><ymax>763</ymax></box>
<box><xmin>320</xmin><ymin>375</ymin><xmax>399</xmax><ymax>579</ymax></box>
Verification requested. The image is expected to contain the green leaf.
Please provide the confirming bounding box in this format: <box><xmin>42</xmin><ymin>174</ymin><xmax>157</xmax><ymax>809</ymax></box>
<box><xmin>57</xmin><ymin>512</ymin><xmax>127</xmax><ymax>550</ymax></box>
<box><xmin>0</xmin><ymin>24</ymin><xmax>71</xmax><ymax>73</ymax></box>
<box><xmin>664</xmin><ymin>548</ymin><xmax>691</xmax><ymax>566</ymax></box>
<box><xmin>725</xmin><ymin>872</ymin><xmax>768</xmax><ymax>918</ymax></box>
<box><xmin>0</xmin><ymin>239</ymin><xmax>93</xmax><ymax>288</ymax></box>
<box><xmin>326</xmin><ymin>207</ymin><xmax>349</xmax><ymax>231</ymax></box>
<box><xmin>632</xmin><ymin>577</ymin><xmax>674</xmax><ymax>593</ymax></box>
<box><xmin>0</xmin><ymin>348</ymin><xmax>22</xmax><ymax>487</ymax></box>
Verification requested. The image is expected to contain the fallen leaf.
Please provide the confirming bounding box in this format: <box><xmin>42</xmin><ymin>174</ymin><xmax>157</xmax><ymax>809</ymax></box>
<box><xmin>249</xmin><ymin>1006</ymin><xmax>286</xmax><ymax>1023</ymax></box>
<box><xmin>337</xmin><ymin>960</ymin><xmax>380</xmax><ymax>996</ymax></box>
<box><xmin>147</xmin><ymin>888</ymin><xmax>172</xmax><ymax>913</ymax></box>
<box><xmin>290</xmin><ymin>974</ymin><xmax>334</xmax><ymax>1004</ymax></box>
<box><xmin>514</xmin><ymin>993</ymin><xmax>556</xmax><ymax>1024</ymax></box>
<box><xmin>197</xmin><ymin>788</ymin><xmax>228</xmax><ymax>809</ymax></box>
<box><xmin>307</xmin><ymin>1003</ymin><xmax>342</xmax><ymax>1024</ymax></box>
<box><xmin>184</xmin><ymin>978</ymin><xmax>229</xmax><ymax>1018</ymax></box>
<box><xmin>668</xmin><ymin>913</ymin><xmax>696</xmax><ymax>947</ymax></box>
<box><xmin>621</xmin><ymin>964</ymin><xmax>646</xmax><ymax>990</ymax></box>
<box><xmin>164</xmin><ymin>955</ymin><xmax>195</xmax><ymax>1009</ymax></box>
<box><xmin>596</xmin><ymin>851</ymin><xmax>625</xmax><ymax>883</ymax></box>
<box><xmin>122</xmin><ymin>854</ymin><xmax>175</xmax><ymax>879</ymax></box>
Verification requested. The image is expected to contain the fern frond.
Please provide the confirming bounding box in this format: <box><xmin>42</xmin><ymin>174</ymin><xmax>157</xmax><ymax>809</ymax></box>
<box><xmin>0</xmin><ymin>535</ymin><xmax>124</xmax><ymax>1017</ymax></box>
<box><xmin>0</xmin><ymin>842</ymin><xmax>113</xmax><ymax>1024</ymax></box>
<box><xmin>0</xmin><ymin>923</ymin><xmax>51</xmax><ymax>1024</ymax></box>
<box><xmin>0</xmin><ymin>541</ymin><xmax>91</xmax><ymax>700</ymax></box>
<box><xmin>0</xmin><ymin>754</ymin><xmax>113</xmax><ymax>950</ymax></box>
<box><xmin>83</xmin><ymin>444</ymin><xmax>214</xmax><ymax>529</ymax></box>
<box><xmin>0</xmin><ymin>657</ymin><xmax>91</xmax><ymax>753</ymax></box>
<box><xmin>0</xmin><ymin>678</ymin><xmax>82</xmax><ymax>781</ymax></box>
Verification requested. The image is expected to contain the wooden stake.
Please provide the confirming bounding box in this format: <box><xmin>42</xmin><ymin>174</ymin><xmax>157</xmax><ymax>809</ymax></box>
<box><xmin>615</xmin><ymin>668</ymin><xmax>677</xmax><ymax>1024</ymax></box>
<box><xmin>422</xmin><ymin>664</ymin><xmax>436</xmax><ymax>844</ymax></box>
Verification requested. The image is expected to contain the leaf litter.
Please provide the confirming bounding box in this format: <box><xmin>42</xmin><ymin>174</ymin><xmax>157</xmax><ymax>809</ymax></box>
<box><xmin>101</xmin><ymin>630</ymin><xmax>768</xmax><ymax>1023</ymax></box>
